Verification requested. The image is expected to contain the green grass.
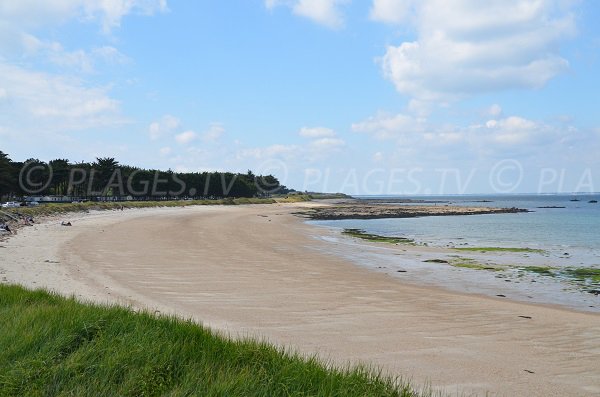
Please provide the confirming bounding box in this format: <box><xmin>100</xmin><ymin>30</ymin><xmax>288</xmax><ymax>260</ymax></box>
<box><xmin>307</xmin><ymin>193</ymin><xmax>350</xmax><ymax>200</ymax></box>
<box><xmin>0</xmin><ymin>284</ymin><xmax>422</xmax><ymax>397</ymax></box>
<box><xmin>342</xmin><ymin>229</ymin><xmax>414</xmax><ymax>244</ymax></box>
<box><xmin>273</xmin><ymin>194</ymin><xmax>313</xmax><ymax>203</ymax></box>
<box><xmin>454</xmin><ymin>247</ymin><xmax>545</xmax><ymax>254</ymax></box>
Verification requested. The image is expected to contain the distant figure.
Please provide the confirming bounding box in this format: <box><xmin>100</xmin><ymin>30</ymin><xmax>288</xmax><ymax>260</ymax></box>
<box><xmin>0</xmin><ymin>223</ymin><xmax>11</xmax><ymax>234</ymax></box>
<box><xmin>61</xmin><ymin>221</ymin><xmax>72</xmax><ymax>227</ymax></box>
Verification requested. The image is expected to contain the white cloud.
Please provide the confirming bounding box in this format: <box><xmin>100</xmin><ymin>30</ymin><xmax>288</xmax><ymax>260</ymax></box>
<box><xmin>149</xmin><ymin>114</ymin><xmax>180</xmax><ymax>140</ymax></box>
<box><xmin>265</xmin><ymin>0</ymin><xmax>347</xmax><ymax>29</ymax></box>
<box><xmin>352</xmin><ymin>111</ymin><xmax>426</xmax><ymax>140</ymax></box>
<box><xmin>486</xmin><ymin>104</ymin><xmax>503</xmax><ymax>117</ymax></box>
<box><xmin>377</xmin><ymin>0</ymin><xmax>576</xmax><ymax>100</ymax></box>
<box><xmin>159</xmin><ymin>146</ymin><xmax>172</xmax><ymax>156</ymax></box>
<box><xmin>370</xmin><ymin>0</ymin><xmax>415</xmax><ymax>24</ymax></box>
<box><xmin>353</xmin><ymin>108</ymin><xmax>581</xmax><ymax>163</ymax></box>
<box><xmin>299</xmin><ymin>126</ymin><xmax>336</xmax><ymax>138</ymax></box>
<box><xmin>202</xmin><ymin>123</ymin><xmax>225</xmax><ymax>142</ymax></box>
<box><xmin>309</xmin><ymin>137</ymin><xmax>345</xmax><ymax>150</ymax></box>
<box><xmin>238</xmin><ymin>144</ymin><xmax>299</xmax><ymax>160</ymax></box>
<box><xmin>0</xmin><ymin>62</ymin><xmax>124</xmax><ymax>130</ymax></box>
<box><xmin>483</xmin><ymin>116</ymin><xmax>541</xmax><ymax>145</ymax></box>
<box><xmin>0</xmin><ymin>0</ymin><xmax>168</xmax><ymax>33</ymax></box>
<box><xmin>175</xmin><ymin>130</ymin><xmax>197</xmax><ymax>144</ymax></box>
<box><xmin>91</xmin><ymin>46</ymin><xmax>130</xmax><ymax>64</ymax></box>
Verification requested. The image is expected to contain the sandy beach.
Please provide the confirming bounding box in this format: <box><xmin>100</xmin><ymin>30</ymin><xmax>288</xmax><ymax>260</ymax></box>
<box><xmin>1</xmin><ymin>203</ymin><xmax>599</xmax><ymax>396</ymax></box>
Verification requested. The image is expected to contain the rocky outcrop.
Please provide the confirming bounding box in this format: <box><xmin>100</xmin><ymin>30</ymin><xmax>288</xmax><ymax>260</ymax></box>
<box><xmin>296</xmin><ymin>204</ymin><xmax>528</xmax><ymax>220</ymax></box>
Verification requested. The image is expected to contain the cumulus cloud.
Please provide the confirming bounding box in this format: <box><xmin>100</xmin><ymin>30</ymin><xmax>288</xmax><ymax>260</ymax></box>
<box><xmin>352</xmin><ymin>108</ymin><xmax>579</xmax><ymax>161</ymax></box>
<box><xmin>238</xmin><ymin>144</ymin><xmax>299</xmax><ymax>160</ymax></box>
<box><xmin>299</xmin><ymin>126</ymin><xmax>336</xmax><ymax>138</ymax></box>
<box><xmin>376</xmin><ymin>0</ymin><xmax>576</xmax><ymax>100</ymax></box>
<box><xmin>298</xmin><ymin>125</ymin><xmax>345</xmax><ymax>151</ymax></box>
<box><xmin>202</xmin><ymin>123</ymin><xmax>225</xmax><ymax>142</ymax></box>
<box><xmin>0</xmin><ymin>0</ymin><xmax>168</xmax><ymax>33</ymax></box>
<box><xmin>237</xmin><ymin>124</ymin><xmax>346</xmax><ymax>163</ymax></box>
<box><xmin>148</xmin><ymin>115</ymin><xmax>180</xmax><ymax>140</ymax></box>
<box><xmin>483</xmin><ymin>116</ymin><xmax>542</xmax><ymax>145</ymax></box>
<box><xmin>370</xmin><ymin>0</ymin><xmax>415</xmax><ymax>24</ymax></box>
<box><xmin>19</xmin><ymin>33</ymin><xmax>130</xmax><ymax>73</ymax></box>
<box><xmin>0</xmin><ymin>62</ymin><xmax>124</xmax><ymax>131</ymax></box>
<box><xmin>309</xmin><ymin>137</ymin><xmax>345</xmax><ymax>150</ymax></box>
<box><xmin>352</xmin><ymin>111</ymin><xmax>426</xmax><ymax>140</ymax></box>
<box><xmin>265</xmin><ymin>0</ymin><xmax>347</xmax><ymax>29</ymax></box>
<box><xmin>175</xmin><ymin>130</ymin><xmax>197</xmax><ymax>145</ymax></box>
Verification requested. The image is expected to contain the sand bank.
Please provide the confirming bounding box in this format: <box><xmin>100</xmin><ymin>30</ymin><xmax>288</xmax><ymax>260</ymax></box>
<box><xmin>1</xmin><ymin>203</ymin><xmax>599</xmax><ymax>396</ymax></box>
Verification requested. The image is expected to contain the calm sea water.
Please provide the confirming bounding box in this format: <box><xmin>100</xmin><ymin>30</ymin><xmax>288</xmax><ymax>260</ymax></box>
<box><xmin>312</xmin><ymin>194</ymin><xmax>600</xmax><ymax>265</ymax></box>
<box><xmin>308</xmin><ymin>194</ymin><xmax>600</xmax><ymax>311</ymax></box>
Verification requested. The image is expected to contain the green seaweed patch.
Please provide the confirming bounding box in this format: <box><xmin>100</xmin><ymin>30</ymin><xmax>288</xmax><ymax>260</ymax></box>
<box><xmin>423</xmin><ymin>259</ymin><xmax>449</xmax><ymax>264</ymax></box>
<box><xmin>560</xmin><ymin>267</ymin><xmax>600</xmax><ymax>283</ymax></box>
<box><xmin>342</xmin><ymin>228</ymin><xmax>414</xmax><ymax>244</ymax></box>
<box><xmin>444</xmin><ymin>257</ymin><xmax>502</xmax><ymax>271</ymax></box>
<box><xmin>519</xmin><ymin>266</ymin><xmax>556</xmax><ymax>276</ymax></box>
<box><xmin>454</xmin><ymin>247</ymin><xmax>546</xmax><ymax>254</ymax></box>
<box><xmin>516</xmin><ymin>266</ymin><xmax>600</xmax><ymax>295</ymax></box>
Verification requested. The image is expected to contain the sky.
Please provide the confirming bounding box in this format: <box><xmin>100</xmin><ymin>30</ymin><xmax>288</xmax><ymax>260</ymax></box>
<box><xmin>1</xmin><ymin>0</ymin><xmax>599</xmax><ymax>195</ymax></box>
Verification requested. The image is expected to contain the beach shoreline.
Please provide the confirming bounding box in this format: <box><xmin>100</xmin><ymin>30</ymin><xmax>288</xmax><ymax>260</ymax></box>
<box><xmin>1</xmin><ymin>203</ymin><xmax>599</xmax><ymax>396</ymax></box>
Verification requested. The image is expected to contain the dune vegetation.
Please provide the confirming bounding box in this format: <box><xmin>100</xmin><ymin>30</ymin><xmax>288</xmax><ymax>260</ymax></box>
<box><xmin>0</xmin><ymin>284</ymin><xmax>423</xmax><ymax>397</ymax></box>
<box><xmin>1</xmin><ymin>195</ymin><xmax>317</xmax><ymax>220</ymax></box>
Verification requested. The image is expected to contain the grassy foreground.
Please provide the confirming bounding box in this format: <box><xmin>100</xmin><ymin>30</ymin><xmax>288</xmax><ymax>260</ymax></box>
<box><xmin>0</xmin><ymin>285</ymin><xmax>420</xmax><ymax>397</ymax></box>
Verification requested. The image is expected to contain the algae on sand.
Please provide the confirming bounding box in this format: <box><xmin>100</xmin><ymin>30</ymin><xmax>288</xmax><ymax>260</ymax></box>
<box><xmin>454</xmin><ymin>247</ymin><xmax>546</xmax><ymax>254</ymax></box>
<box><xmin>342</xmin><ymin>228</ymin><xmax>415</xmax><ymax>245</ymax></box>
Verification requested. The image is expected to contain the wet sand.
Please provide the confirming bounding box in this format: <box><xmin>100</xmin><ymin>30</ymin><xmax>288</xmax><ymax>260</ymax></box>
<box><xmin>1</xmin><ymin>203</ymin><xmax>599</xmax><ymax>396</ymax></box>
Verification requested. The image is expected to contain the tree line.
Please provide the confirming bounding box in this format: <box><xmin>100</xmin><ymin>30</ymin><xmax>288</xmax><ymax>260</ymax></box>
<box><xmin>0</xmin><ymin>151</ymin><xmax>290</xmax><ymax>201</ymax></box>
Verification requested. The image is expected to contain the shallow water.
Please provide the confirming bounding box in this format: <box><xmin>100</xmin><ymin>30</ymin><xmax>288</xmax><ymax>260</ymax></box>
<box><xmin>308</xmin><ymin>194</ymin><xmax>600</xmax><ymax>312</ymax></box>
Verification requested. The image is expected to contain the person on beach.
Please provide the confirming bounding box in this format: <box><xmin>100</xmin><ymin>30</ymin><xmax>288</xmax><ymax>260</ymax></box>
<box><xmin>0</xmin><ymin>223</ymin><xmax>11</xmax><ymax>234</ymax></box>
<box><xmin>61</xmin><ymin>221</ymin><xmax>72</xmax><ymax>227</ymax></box>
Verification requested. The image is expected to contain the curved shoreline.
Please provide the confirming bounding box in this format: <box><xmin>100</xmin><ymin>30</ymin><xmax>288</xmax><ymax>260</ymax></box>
<box><xmin>1</xmin><ymin>203</ymin><xmax>599</xmax><ymax>396</ymax></box>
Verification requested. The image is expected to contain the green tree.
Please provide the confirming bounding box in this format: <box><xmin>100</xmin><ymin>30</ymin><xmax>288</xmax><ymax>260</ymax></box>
<box><xmin>0</xmin><ymin>151</ymin><xmax>15</xmax><ymax>199</ymax></box>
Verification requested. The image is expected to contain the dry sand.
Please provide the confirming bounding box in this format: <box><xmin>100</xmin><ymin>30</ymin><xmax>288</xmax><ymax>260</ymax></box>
<box><xmin>1</xmin><ymin>203</ymin><xmax>599</xmax><ymax>396</ymax></box>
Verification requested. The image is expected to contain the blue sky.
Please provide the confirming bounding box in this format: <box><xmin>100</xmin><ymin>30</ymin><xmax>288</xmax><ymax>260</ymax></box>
<box><xmin>1</xmin><ymin>0</ymin><xmax>599</xmax><ymax>194</ymax></box>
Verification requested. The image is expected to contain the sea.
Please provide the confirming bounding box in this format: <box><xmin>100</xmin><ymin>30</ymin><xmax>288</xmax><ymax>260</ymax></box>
<box><xmin>308</xmin><ymin>194</ymin><xmax>600</xmax><ymax>312</ymax></box>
